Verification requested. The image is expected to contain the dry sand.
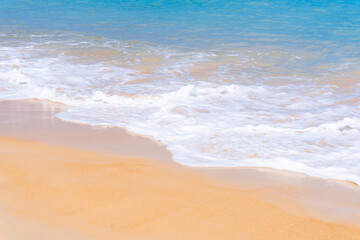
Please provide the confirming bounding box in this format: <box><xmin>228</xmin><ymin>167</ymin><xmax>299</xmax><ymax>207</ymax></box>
<box><xmin>0</xmin><ymin>99</ymin><xmax>359</xmax><ymax>240</ymax></box>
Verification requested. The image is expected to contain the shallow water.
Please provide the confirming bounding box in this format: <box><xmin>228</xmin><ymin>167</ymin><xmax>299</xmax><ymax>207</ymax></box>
<box><xmin>0</xmin><ymin>0</ymin><xmax>360</xmax><ymax>183</ymax></box>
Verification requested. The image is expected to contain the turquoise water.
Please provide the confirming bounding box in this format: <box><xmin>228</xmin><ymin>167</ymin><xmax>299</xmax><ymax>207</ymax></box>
<box><xmin>2</xmin><ymin>0</ymin><xmax>360</xmax><ymax>47</ymax></box>
<box><xmin>1</xmin><ymin>0</ymin><xmax>360</xmax><ymax>183</ymax></box>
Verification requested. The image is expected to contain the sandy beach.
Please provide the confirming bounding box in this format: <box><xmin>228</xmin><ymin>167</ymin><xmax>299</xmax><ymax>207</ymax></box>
<box><xmin>0</xmin><ymin>99</ymin><xmax>360</xmax><ymax>240</ymax></box>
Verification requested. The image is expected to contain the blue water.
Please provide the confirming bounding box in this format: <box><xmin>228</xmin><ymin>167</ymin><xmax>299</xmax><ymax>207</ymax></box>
<box><xmin>2</xmin><ymin>0</ymin><xmax>360</xmax><ymax>47</ymax></box>
<box><xmin>1</xmin><ymin>0</ymin><xmax>360</xmax><ymax>183</ymax></box>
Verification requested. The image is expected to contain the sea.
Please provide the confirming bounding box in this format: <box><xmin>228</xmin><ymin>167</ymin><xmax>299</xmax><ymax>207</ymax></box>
<box><xmin>0</xmin><ymin>0</ymin><xmax>360</xmax><ymax>184</ymax></box>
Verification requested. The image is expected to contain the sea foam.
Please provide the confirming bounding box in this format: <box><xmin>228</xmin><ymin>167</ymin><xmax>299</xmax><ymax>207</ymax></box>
<box><xmin>1</xmin><ymin>32</ymin><xmax>360</xmax><ymax>184</ymax></box>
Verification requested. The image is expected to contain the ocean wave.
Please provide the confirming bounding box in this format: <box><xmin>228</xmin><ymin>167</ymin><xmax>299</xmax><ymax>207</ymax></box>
<box><xmin>1</xmin><ymin>32</ymin><xmax>360</xmax><ymax>184</ymax></box>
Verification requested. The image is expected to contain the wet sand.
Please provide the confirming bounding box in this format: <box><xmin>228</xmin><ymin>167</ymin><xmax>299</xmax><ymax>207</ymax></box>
<box><xmin>0</xmin><ymin>99</ymin><xmax>359</xmax><ymax>239</ymax></box>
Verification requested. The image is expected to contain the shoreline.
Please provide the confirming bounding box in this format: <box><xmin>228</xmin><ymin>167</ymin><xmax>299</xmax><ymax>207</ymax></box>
<box><xmin>0</xmin><ymin>99</ymin><xmax>359</xmax><ymax>239</ymax></box>
<box><xmin>2</xmin><ymin>98</ymin><xmax>359</xmax><ymax>188</ymax></box>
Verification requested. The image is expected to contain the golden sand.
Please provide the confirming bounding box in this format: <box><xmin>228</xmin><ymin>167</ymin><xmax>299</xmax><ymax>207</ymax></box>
<box><xmin>0</xmin><ymin>137</ymin><xmax>359</xmax><ymax>240</ymax></box>
<box><xmin>0</xmin><ymin>99</ymin><xmax>359</xmax><ymax>239</ymax></box>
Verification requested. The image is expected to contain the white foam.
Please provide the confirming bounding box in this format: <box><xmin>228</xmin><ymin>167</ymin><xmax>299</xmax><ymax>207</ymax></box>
<box><xmin>1</xmin><ymin>32</ymin><xmax>360</xmax><ymax>184</ymax></box>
